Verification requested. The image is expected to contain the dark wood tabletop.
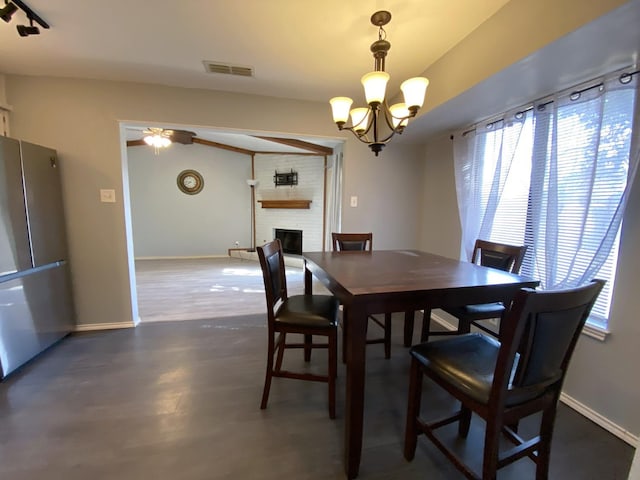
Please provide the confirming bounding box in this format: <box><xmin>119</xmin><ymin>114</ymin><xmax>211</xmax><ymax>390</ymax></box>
<box><xmin>302</xmin><ymin>249</ymin><xmax>539</xmax><ymax>479</ymax></box>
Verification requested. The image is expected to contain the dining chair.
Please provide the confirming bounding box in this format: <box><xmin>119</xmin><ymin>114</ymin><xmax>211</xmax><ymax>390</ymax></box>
<box><xmin>404</xmin><ymin>279</ymin><xmax>604</xmax><ymax>479</ymax></box>
<box><xmin>332</xmin><ymin>232</ymin><xmax>392</xmax><ymax>360</ymax></box>
<box><xmin>257</xmin><ymin>239</ymin><xmax>340</xmax><ymax>419</ymax></box>
<box><xmin>420</xmin><ymin>239</ymin><xmax>528</xmax><ymax>343</ymax></box>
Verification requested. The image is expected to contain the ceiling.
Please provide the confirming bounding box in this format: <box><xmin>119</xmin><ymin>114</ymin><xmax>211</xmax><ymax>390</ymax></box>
<box><xmin>1</xmin><ymin>1</ymin><xmax>639</xmax><ymax>150</ymax></box>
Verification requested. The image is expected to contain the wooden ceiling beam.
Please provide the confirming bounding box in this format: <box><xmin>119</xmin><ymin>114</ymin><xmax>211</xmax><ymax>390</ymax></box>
<box><xmin>253</xmin><ymin>151</ymin><xmax>324</xmax><ymax>156</ymax></box>
<box><xmin>253</xmin><ymin>136</ymin><xmax>333</xmax><ymax>155</ymax></box>
<box><xmin>127</xmin><ymin>134</ymin><xmax>332</xmax><ymax>157</ymax></box>
<box><xmin>192</xmin><ymin>137</ymin><xmax>254</xmax><ymax>156</ymax></box>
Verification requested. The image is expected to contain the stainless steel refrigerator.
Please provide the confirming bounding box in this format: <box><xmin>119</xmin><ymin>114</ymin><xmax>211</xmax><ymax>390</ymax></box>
<box><xmin>0</xmin><ymin>136</ymin><xmax>75</xmax><ymax>379</ymax></box>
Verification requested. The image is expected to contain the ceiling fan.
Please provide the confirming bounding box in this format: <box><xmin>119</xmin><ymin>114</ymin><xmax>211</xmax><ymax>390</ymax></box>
<box><xmin>126</xmin><ymin>128</ymin><xmax>197</xmax><ymax>148</ymax></box>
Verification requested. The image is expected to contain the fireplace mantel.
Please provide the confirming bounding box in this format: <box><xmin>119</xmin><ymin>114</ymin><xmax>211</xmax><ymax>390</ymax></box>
<box><xmin>257</xmin><ymin>199</ymin><xmax>312</xmax><ymax>209</ymax></box>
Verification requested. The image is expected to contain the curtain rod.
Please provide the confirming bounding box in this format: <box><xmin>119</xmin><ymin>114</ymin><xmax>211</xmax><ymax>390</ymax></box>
<box><xmin>451</xmin><ymin>68</ymin><xmax>639</xmax><ymax>140</ymax></box>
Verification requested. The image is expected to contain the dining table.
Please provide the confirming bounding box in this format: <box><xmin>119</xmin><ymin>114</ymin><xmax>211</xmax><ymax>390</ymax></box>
<box><xmin>302</xmin><ymin>249</ymin><xmax>539</xmax><ymax>479</ymax></box>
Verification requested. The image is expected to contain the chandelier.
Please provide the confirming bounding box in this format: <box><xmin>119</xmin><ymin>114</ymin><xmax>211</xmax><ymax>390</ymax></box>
<box><xmin>329</xmin><ymin>11</ymin><xmax>429</xmax><ymax>156</ymax></box>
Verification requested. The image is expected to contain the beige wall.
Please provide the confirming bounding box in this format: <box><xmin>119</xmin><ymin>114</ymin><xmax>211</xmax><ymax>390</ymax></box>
<box><xmin>418</xmin><ymin>134</ymin><xmax>460</xmax><ymax>258</ymax></box>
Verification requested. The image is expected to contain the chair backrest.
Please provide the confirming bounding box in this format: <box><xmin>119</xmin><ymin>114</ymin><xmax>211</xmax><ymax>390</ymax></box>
<box><xmin>493</xmin><ymin>279</ymin><xmax>605</xmax><ymax>407</ymax></box>
<box><xmin>332</xmin><ymin>232</ymin><xmax>373</xmax><ymax>252</ymax></box>
<box><xmin>257</xmin><ymin>239</ymin><xmax>288</xmax><ymax>321</ymax></box>
<box><xmin>472</xmin><ymin>239</ymin><xmax>527</xmax><ymax>274</ymax></box>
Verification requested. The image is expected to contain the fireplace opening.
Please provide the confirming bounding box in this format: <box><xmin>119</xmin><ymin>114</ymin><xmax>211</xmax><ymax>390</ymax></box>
<box><xmin>275</xmin><ymin>228</ymin><xmax>303</xmax><ymax>255</ymax></box>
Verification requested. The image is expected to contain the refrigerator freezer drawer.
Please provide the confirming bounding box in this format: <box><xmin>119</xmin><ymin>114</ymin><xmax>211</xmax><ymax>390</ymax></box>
<box><xmin>0</xmin><ymin>263</ymin><xmax>74</xmax><ymax>378</ymax></box>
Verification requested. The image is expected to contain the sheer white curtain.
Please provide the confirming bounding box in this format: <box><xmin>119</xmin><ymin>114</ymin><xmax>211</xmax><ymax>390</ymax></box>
<box><xmin>453</xmin><ymin>109</ymin><xmax>532</xmax><ymax>261</ymax></box>
<box><xmin>452</xmin><ymin>68</ymin><xmax>639</xmax><ymax>327</ymax></box>
<box><xmin>526</xmin><ymin>72</ymin><xmax>638</xmax><ymax>322</ymax></box>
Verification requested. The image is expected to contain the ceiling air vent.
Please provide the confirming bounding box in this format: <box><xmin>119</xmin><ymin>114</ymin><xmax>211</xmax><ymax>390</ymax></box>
<box><xmin>203</xmin><ymin>61</ymin><xmax>254</xmax><ymax>77</ymax></box>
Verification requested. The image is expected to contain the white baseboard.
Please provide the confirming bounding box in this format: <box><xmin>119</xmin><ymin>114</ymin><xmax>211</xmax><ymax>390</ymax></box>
<box><xmin>134</xmin><ymin>255</ymin><xmax>228</xmax><ymax>260</ymax></box>
<box><xmin>75</xmin><ymin>322</ymin><xmax>135</xmax><ymax>332</ymax></box>
<box><xmin>229</xmin><ymin>249</ymin><xmax>304</xmax><ymax>268</ymax></box>
<box><xmin>430</xmin><ymin>312</ymin><xmax>638</xmax><ymax>446</ymax></box>
<box><xmin>559</xmin><ymin>392</ymin><xmax>638</xmax><ymax>446</ymax></box>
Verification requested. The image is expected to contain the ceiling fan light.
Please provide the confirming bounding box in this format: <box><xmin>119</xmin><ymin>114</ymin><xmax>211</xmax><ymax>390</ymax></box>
<box><xmin>350</xmin><ymin>107</ymin><xmax>370</xmax><ymax>133</ymax></box>
<box><xmin>159</xmin><ymin>136</ymin><xmax>171</xmax><ymax>148</ymax></box>
<box><xmin>401</xmin><ymin>77</ymin><xmax>429</xmax><ymax>110</ymax></box>
<box><xmin>361</xmin><ymin>71</ymin><xmax>389</xmax><ymax>105</ymax></box>
<box><xmin>329</xmin><ymin>96</ymin><xmax>353</xmax><ymax>125</ymax></box>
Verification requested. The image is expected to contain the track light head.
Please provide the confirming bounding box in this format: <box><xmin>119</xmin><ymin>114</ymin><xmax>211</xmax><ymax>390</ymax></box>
<box><xmin>16</xmin><ymin>17</ymin><xmax>38</xmax><ymax>36</ymax></box>
<box><xmin>0</xmin><ymin>2</ymin><xmax>18</xmax><ymax>22</ymax></box>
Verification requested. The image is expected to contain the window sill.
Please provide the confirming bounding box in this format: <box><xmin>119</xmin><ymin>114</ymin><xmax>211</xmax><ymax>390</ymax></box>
<box><xmin>582</xmin><ymin>323</ymin><xmax>610</xmax><ymax>342</ymax></box>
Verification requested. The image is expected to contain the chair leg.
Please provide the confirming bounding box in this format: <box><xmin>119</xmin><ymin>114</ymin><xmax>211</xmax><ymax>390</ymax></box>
<box><xmin>274</xmin><ymin>332</ymin><xmax>286</xmax><ymax>373</ymax></box>
<box><xmin>536</xmin><ymin>403</ymin><xmax>557</xmax><ymax>480</ymax></box>
<box><xmin>328</xmin><ymin>331</ymin><xmax>337</xmax><ymax>419</ymax></box>
<box><xmin>304</xmin><ymin>334</ymin><xmax>312</xmax><ymax>362</ymax></box>
<box><xmin>420</xmin><ymin>309</ymin><xmax>433</xmax><ymax>342</ymax></box>
<box><xmin>261</xmin><ymin>332</ymin><xmax>276</xmax><ymax>410</ymax></box>
<box><xmin>482</xmin><ymin>420</ymin><xmax>501</xmax><ymax>480</ymax></box>
<box><xmin>384</xmin><ymin>313</ymin><xmax>391</xmax><ymax>359</ymax></box>
<box><xmin>404</xmin><ymin>358</ymin><xmax>423</xmax><ymax>461</ymax></box>
<box><xmin>458</xmin><ymin>405</ymin><xmax>472</xmax><ymax>438</ymax></box>
<box><xmin>458</xmin><ymin>317</ymin><xmax>472</xmax><ymax>334</ymax></box>
<box><xmin>404</xmin><ymin>310</ymin><xmax>415</xmax><ymax>347</ymax></box>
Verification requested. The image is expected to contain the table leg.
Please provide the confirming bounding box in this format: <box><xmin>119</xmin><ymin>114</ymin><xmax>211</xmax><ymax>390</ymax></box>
<box><xmin>403</xmin><ymin>310</ymin><xmax>415</xmax><ymax>347</ymax></box>
<box><xmin>345</xmin><ymin>307</ymin><xmax>367</xmax><ymax>479</ymax></box>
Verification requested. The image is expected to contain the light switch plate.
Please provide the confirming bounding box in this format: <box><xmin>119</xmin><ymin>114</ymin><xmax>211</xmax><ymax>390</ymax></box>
<box><xmin>350</xmin><ymin>196</ymin><xmax>358</xmax><ymax>207</ymax></box>
<box><xmin>100</xmin><ymin>189</ymin><xmax>116</xmax><ymax>203</ymax></box>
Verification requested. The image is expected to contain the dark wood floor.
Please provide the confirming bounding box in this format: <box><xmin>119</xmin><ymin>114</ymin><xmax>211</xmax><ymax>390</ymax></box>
<box><xmin>0</xmin><ymin>313</ymin><xmax>633</xmax><ymax>479</ymax></box>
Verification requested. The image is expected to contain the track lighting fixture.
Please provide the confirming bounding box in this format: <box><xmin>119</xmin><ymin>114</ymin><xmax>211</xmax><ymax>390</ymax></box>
<box><xmin>0</xmin><ymin>2</ymin><xmax>18</xmax><ymax>23</ymax></box>
<box><xmin>16</xmin><ymin>16</ymin><xmax>37</xmax><ymax>36</ymax></box>
<box><xmin>1</xmin><ymin>0</ymin><xmax>48</xmax><ymax>37</ymax></box>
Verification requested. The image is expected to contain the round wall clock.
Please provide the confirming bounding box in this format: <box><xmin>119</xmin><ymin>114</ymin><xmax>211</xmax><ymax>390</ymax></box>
<box><xmin>177</xmin><ymin>169</ymin><xmax>204</xmax><ymax>195</ymax></box>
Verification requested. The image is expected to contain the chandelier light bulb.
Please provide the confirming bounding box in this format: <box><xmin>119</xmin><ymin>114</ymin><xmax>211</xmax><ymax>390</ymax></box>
<box><xmin>401</xmin><ymin>77</ymin><xmax>430</xmax><ymax>111</ymax></box>
<box><xmin>330</xmin><ymin>97</ymin><xmax>353</xmax><ymax>125</ymax></box>
<box><xmin>350</xmin><ymin>108</ymin><xmax>371</xmax><ymax>133</ymax></box>
<box><xmin>361</xmin><ymin>71</ymin><xmax>390</xmax><ymax>105</ymax></box>
<box><xmin>389</xmin><ymin>103</ymin><xmax>410</xmax><ymax>128</ymax></box>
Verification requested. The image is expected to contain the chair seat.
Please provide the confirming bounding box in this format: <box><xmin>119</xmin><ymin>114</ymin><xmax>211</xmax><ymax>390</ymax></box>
<box><xmin>444</xmin><ymin>302</ymin><xmax>504</xmax><ymax>318</ymax></box>
<box><xmin>410</xmin><ymin>333</ymin><xmax>541</xmax><ymax>406</ymax></box>
<box><xmin>276</xmin><ymin>294</ymin><xmax>340</xmax><ymax>329</ymax></box>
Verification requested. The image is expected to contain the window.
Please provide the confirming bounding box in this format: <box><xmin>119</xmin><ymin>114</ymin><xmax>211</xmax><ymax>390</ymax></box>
<box><xmin>453</xmin><ymin>69</ymin><xmax>639</xmax><ymax>332</ymax></box>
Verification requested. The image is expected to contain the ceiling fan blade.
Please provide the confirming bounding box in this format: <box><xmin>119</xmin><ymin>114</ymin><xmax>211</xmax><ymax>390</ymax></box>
<box><xmin>170</xmin><ymin>129</ymin><xmax>196</xmax><ymax>144</ymax></box>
